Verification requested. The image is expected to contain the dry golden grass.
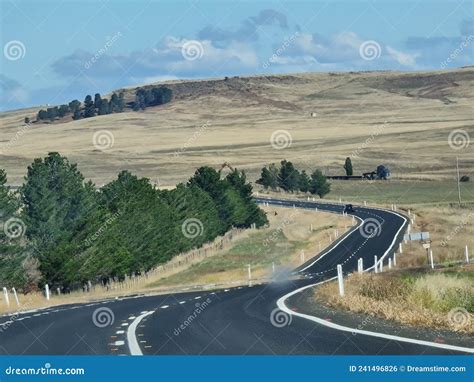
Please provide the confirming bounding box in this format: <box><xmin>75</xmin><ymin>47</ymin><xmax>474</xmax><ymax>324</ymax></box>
<box><xmin>396</xmin><ymin>205</ymin><xmax>473</xmax><ymax>267</ymax></box>
<box><xmin>316</xmin><ymin>271</ymin><xmax>473</xmax><ymax>333</ymax></box>
<box><xmin>0</xmin><ymin>206</ymin><xmax>351</xmax><ymax>315</ymax></box>
<box><xmin>1</xmin><ymin>69</ymin><xmax>473</xmax><ymax>187</ymax></box>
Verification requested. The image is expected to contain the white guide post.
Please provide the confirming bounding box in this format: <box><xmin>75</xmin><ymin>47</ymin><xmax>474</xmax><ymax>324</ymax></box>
<box><xmin>337</xmin><ymin>264</ymin><xmax>344</xmax><ymax>297</ymax></box>
<box><xmin>12</xmin><ymin>287</ymin><xmax>20</xmax><ymax>307</ymax></box>
<box><xmin>357</xmin><ymin>258</ymin><xmax>363</xmax><ymax>274</ymax></box>
<box><xmin>3</xmin><ymin>287</ymin><xmax>10</xmax><ymax>307</ymax></box>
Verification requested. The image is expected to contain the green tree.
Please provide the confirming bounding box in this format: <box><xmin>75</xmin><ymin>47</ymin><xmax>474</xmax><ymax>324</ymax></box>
<box><xmin>20</xmin><ymin>153</ymin><xmax>98</xmax><ymax>286</ymax></box>
<box><xmin>0</xmin><ymin>169</ymin><xmax>38</xmax><ymax>289</ymax></box>
<box><xmin>94</xmin><ymin>93</ymin><xmax>102</xmax><ymax>109</ymax></box>
<box><xmin>58</xmin><ymin>104</ymin><xmax>70</xmax><ymax>118</ymax></box>
<box><xmin>46</xmin><ymin>107</ymin><xmax>58</xmax><ymax>121</ymax></box>
<box><xmin>68</xmin><ymin>99</ymin><xmax>81</xmax><ymax>112</ymax></box>
<box><xmin>299</xmin><ymin>170</ymin><xmax>311</xmax><ymax>193</ymax></box>
<box><xmin>72</xmin><ymin>109</ymin><xmax>82</xmax><ymax>120</ymax></box>
<box><xmin>278</xmin><ymin>160</ymin><xmax>300</xmax><ymax>192</ymax></box>
<box><xmin>344</xmin><ymin>157</ymin><xmax>353</xmax><ymax>176</ymax></box>
<box><xmin>257</xmin><ymin>164</ymin><xmax>278</xmax><ymax>191</ymax></box>
<box><xmin>83</xmin><ymin>95</ymin><xmax>96</xmax><ymax>118</ymax></box>
<box><xmin>98</xmin><ymin>99</ymin><xmax>110</xmax><ymax>115</ymax></box>
<box><xmin>310</xmin><ymin>169</ymin><xmax>331</xmax><ymax>198</ymax></box>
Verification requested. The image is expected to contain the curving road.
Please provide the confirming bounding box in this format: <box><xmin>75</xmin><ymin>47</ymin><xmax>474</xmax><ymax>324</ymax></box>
<box><xmin>0</xmin><ymin>198</ymin><xmax>472</xmax><ymax>355</ymax></box>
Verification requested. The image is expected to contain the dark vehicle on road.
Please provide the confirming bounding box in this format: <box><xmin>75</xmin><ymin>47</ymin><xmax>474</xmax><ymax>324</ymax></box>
<box><xmin>343</xmin><ymin>204</ymin><xmax>354</xmax><ymax>213</ymax></box>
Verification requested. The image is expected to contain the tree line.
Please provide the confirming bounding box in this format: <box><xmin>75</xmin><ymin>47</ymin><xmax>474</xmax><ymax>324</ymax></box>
<box><xmin>34</xmin><ymin>86</ymin><xmax>173</xmax><ymax>123</ymax></box>
<box><xmin>257</xmin><ymin>160</ymin><xmax>331</xmax><ymax>198</ymax></box>
<box><xmin>0</xmin><ymin>154</ymin><xmax>267</xmax><ymax>291</ymax></box>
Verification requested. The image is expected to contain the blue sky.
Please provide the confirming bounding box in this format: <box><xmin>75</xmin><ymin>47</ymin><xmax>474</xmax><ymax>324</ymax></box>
<box><xmin>1</xmin><ymin>0</ymin><xmax>473</xmax><ymax>111</ymax></box>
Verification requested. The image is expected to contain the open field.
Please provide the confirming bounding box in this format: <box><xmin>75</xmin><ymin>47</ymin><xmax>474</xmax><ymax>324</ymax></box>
<box><xmin>1</xmin><ymin>68</ymin><xmax>473</xmax><ymax>187</ymax></box>
<box><xmin>0</xmin><ymin>206</ymin><xmax>351</xmax><ymax>315</ymax></box>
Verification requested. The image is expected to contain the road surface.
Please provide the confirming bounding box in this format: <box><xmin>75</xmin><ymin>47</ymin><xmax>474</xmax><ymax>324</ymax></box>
<box><xmin>0</xmin><ymin>198</ymin><xmax>472</xmax><ymax>355</ymax></box>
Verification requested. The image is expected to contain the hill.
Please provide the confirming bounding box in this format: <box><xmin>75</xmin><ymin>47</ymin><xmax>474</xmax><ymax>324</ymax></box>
<box><xmin>1</xmin><ymin>68</ymin><xmax>473</xmax><ymax>186</ymax></box>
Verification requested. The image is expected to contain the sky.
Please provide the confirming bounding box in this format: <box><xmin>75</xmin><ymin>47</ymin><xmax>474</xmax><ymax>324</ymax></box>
<box><xmin>1</xmin><ymin>0</ymin><xmax>473</xmax><ymax>111</ymax></box>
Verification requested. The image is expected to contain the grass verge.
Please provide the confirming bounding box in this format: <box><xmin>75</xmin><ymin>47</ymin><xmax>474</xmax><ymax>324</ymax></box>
<box><xmin>315</xmin><ymin>268</ymin><xmax>473</xmax><ymax>333</ymax></box>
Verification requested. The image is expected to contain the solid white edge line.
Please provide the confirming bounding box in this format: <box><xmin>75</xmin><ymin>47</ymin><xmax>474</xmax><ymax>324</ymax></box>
<box><xmin>276</xmin><ymin>280</ymin><xmax>474</xmax><ymax>354</ymax></box>
<box><xmin>127</xmin><ymin>311</ymin><xmax>154</xmax><ymax>355</ymax></box>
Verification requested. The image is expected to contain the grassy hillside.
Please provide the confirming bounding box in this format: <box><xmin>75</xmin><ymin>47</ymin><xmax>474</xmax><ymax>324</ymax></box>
<box><xmin>1</xmin><ymin>68</ymin><xmax>473</xmax><ymax>189</ymax></box>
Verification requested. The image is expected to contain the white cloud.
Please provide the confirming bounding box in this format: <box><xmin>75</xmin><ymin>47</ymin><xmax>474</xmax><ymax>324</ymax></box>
<box><xmin>386</xmin><ymin>46</ymin><xmax>418</xmax><ymax>67</ymax></box>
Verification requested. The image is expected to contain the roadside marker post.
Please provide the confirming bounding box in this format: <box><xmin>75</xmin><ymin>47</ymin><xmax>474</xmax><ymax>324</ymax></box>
<box><xmin>45</xmin><ymin>284</ymin><xmax>50</xmax><ymax>301</ymax></box>
<box><xmin>247</xmin><ymin>264</ymin><xmax>252</xmax><ymax>287</ymax></box>
<box><xmin>300</xmin><ymin>250</ymin><xmax>305</xmax><ymax>264</ymax></box>
<box><xmin>374</xmin><ymin>256</ymin><xmax>378</xmax><ymax>273</ymax></box>
<box><xmin>272</xmin><ymin>262</ymin><xmax>275</xmax><ymax>274</ymax></box>
<box><xmin>399</xmin><ymin>243</ymin><xmax>403</xmax><ymax>253</ymax></box>
<box><xmin>12</xmin><ymin>287</ymin><xmax>20</xmax><ymax>307</ymax></box>
<box><xmin>393</xmin><ymin>252</ymin><xmax>397</xmax><ymax>266</ymax></box>
<box><xmin>3</xmin><ymin>287</ymin><xmax>10</xmax><ymax>307</ymax></box>
<box><xmin>337</xmin><ymin>264</ymin><xmax>344</xmax><ymax>297</ymax></box>
<box><xmin>379</xmin><ymin>260</ymin><xmax>383</xmax><ymax>273</ymax></box>
<box><xmin>357</xmin><ymin>258</ymin><xmax>363</xmax><ymax>274</ymax></box>
<box><xmin>465</xmin><ymin>246</ymin><xmax>470</xmax><ymax>263</ymax></box>
<box><xmin>388</xmin><ymin>258</ymin><xmax>392</xmax><ymax>270</ymax></box>
<box><xmin>429</xmin><ymin>250</ymin><xmax>434</xmax><ymax>269</ymax></box>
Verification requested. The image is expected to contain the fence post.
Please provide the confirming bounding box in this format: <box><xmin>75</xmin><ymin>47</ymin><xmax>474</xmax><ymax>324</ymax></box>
<box><xmin>429</xmin><ymin>250</ymin><xmax>434</xmax><ymax>269</ymax></box>
<box><xmin>374</xmin><ymin>256</ymin><xmax>378</xmax><ymax>273</ymax></box>
<box><xmin>465</xmin><ymin>246</ymin><xmax>470</xmax><ymax>263</ymax></box>
<box><xmin>3</xmin><ymin>287</ymin><xmax>10</xmax><ymax>307</ymax></box>
<box><xmin>45</xmin><ymin>284</ymin><xmax>50</xmax><ymax>301</ymax></box>
<box><xmin>337</xmin><ymin>264</ymin><xmax>344</xmax><ymax>297</ymax></box>
<box><xmin>357</xmin><ymin>258</ymin><xmax>363</xmax><ymax>274</ymax></box>
<box><xmin>12</xmin><ymin>287</ymin><xmax>20</xmax><ymax>307</ymax></box>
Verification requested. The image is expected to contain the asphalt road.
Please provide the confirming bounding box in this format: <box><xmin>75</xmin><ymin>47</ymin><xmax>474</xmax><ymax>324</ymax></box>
<box><xmin>0</xmin><ymin>198</ymin><xmax>472</xmax><ymax>355</ymax></box>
